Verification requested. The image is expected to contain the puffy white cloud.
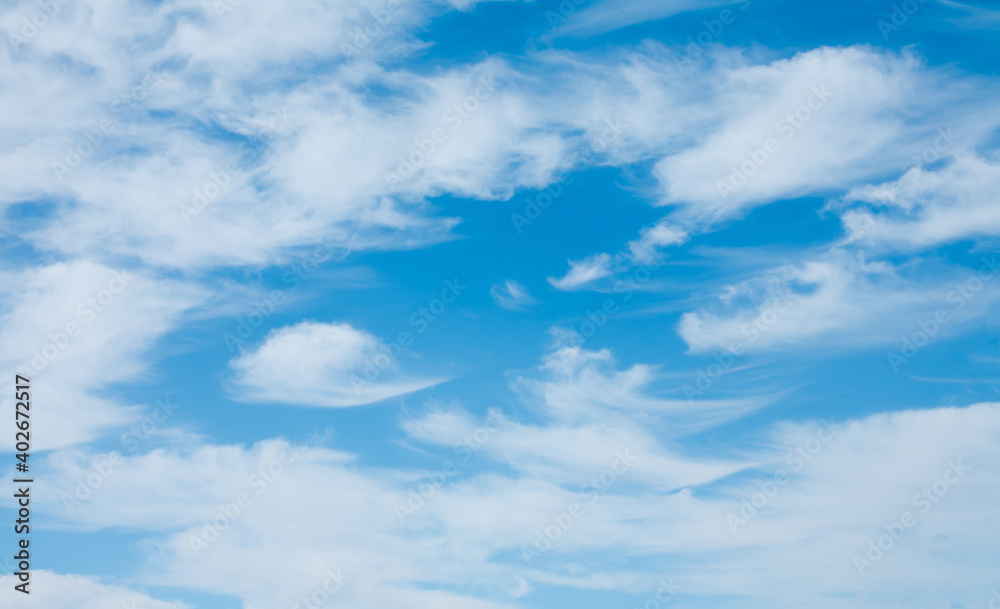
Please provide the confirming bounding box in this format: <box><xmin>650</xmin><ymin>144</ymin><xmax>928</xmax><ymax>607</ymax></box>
<box><xmin>836</xmin><ymin>152</ymin><xmax>1000</xmax><ymax>250</ymax></box>
<box><xmin>229</xmin><ymin>321</ymin><xmax>445</xmax><ymax>407</ymax></box>
<box><xmin>0</xmin><ymin>2</ymin><xmax>557</xmax><ymax>271</ymax></box>
<box><xmin>653</xmin><ymin>47</ymin><xmax>1000</xmax><ymax>221</ymax></box>
<box><xmin>0</xmin><ymin>261</ymin><xmax>204</xmax><ymax>449</ymax></box>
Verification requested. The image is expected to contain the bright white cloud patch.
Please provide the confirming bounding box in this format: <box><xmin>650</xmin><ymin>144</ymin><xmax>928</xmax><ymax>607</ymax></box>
<box><xmin>836</xmin><ymin>152</ymin><xmax>1000</xmax><ymax>250</ymax></box>
<box><xmin>676</xmin><ymin>250</ymin><xmax>1000</xmax><ymax>353</ymax></box>
<box><xmin>0</xmin><ymin>261</ymin><xmax>203</xmax><ymax>449</ymax></box>
<box><xmin>651</xmin><ymin>47</ymin><xmax>997</xmax><ymax>220</ymax></box>
<box><xmin>548</xmin><ymin>253</ymin><xmax>616</xmax><ymax>290</ymax></box>
<box><xmin>229</xmin><ymin>321</ymin><xmax>444</xmax><ymax>407</ymax></box>
<box><xmin>627</xmin><ymin>221</ymin><xmax>688</xmax><ymax>263</ymax></box>
<box><xmin>12</xmin><ymin>571</ymin><xmax>187</xmax><ymax>609</ymax></box>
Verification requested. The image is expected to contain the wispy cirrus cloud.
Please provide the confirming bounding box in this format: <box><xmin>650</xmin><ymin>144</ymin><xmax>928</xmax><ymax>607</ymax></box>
<box><xmin>490</xmin><ymin>279</ymin><xmax>538</xmax><ymax>311</ymax></box>
<box><xmin>548</xmin><ymin>0</ymin><xmax>734</xmax><ymax>38</ymax></box>
<box><xmin>548</xmin><ymin>253</ymin><xmax>616</xmax><ymax>291</ymax></box>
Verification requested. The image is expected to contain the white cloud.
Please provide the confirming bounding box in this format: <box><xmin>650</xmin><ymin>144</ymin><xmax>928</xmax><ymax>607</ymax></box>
<box><xmin>835</xmin><ymin>152</ymin><xmax>1000</xmax><ymax>250</ymax></box>
<box><xmin>0</xmin><ymin>3</ymin><xmax>562</xmax><ymax>271</ymax></box>
<box><xmin>549</xmin><ymin>0</ymin><xmax>731</xmax><ymax>38</ymax></box>
<box><xmin>521</xmin><ymin>46</ymin><xmax>999</xmax><ymax>289</ymax></box>
<box><xmin>2</xmin><ymin>28</ymin><xmax>996</xmax><ymax>273</ymax></box>
<box><xmin>652</xmin><ymin>47</ymin><xmax>999</xmax><ymax>221</ymax></box>
<box><xmin>25</xmin><ymin>396</ymin><xmax>1000</xmax><ymax>609</ymax></box>
<box><xmin>405</xmin><ymin>342</ymin><xmax>762</xmax><ymax>488</ymax></box>
<box><xmin>676</xmin><ymin>250</ymin><xmax>1000</xmax><ymax>353</ymax></box>
<box><xmin>229</xmin><ymin>321</ymin><xmax>445</xmax><ymax>407</ymax></box>
<box><xmin>10</xmin><ymin>571</ymin><xmax>187</xmax><ymax>609</ymax></box>
<box><xmin>516</xmin><ymin>342</ymin><xmax>761</xmax><ymax>426</ymax></box>
<box><xmin>27</xmin><ymin>438</ymin><xmax>526</xmax><ymax>609</ymax></box>
<box><xmin>936</xmin><ymin>0</ymin><xmax>1000</xmax><ymax>30</ymax></box>
<box><xmin>627</xmin><ymin>221</ymin><xmax>688</xmax><ymax>263</ymax></box>
<box><xmin>548</xmin><ymin>253</ymin><xmax>616</xmax><ymax>291</ymax></box>
<box><xmin>490</xmin><ymin>279</ymin><xmax>538</xmax><ymax>311</ymax></box>
<box><xmin>0</xmin><ymin>261</ymin><xmax>204</xmax><ymax>449</ymax></box>
<box><xmin>32</xmin><ymin>440</ymin><xmax>352</xmax><ymax>531</ymax></box>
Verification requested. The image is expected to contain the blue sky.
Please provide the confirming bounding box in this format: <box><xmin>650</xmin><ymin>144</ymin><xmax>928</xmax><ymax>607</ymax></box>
<box><xmin>1</xmin><ymin>0</ymin><xmax>1000</xmax><ymax>608</ymax></box>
